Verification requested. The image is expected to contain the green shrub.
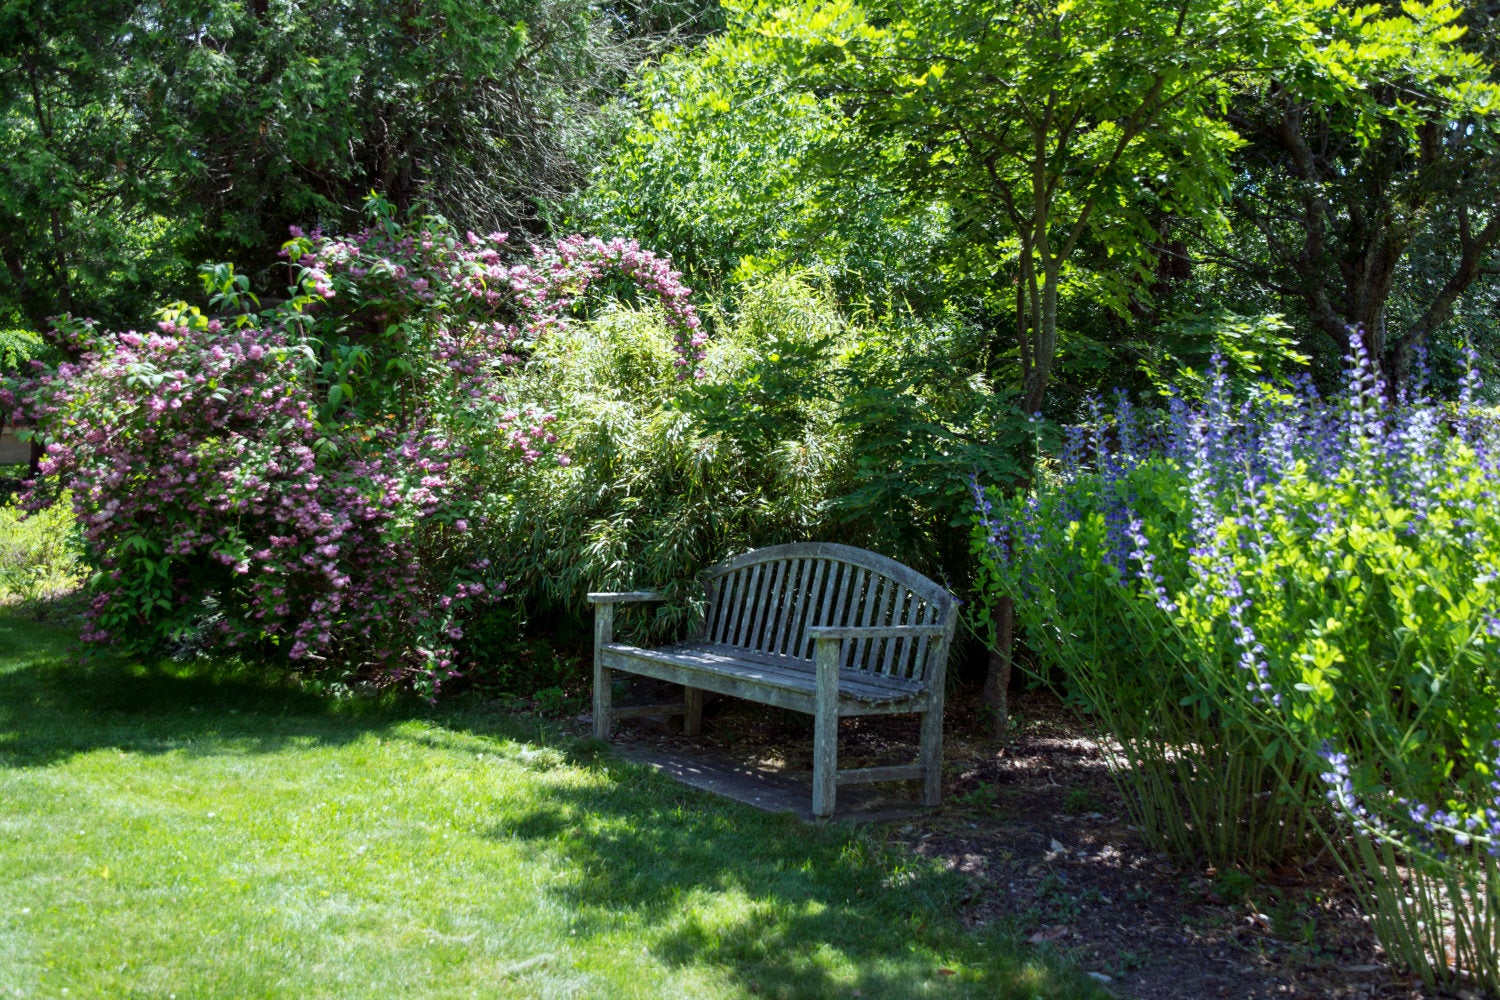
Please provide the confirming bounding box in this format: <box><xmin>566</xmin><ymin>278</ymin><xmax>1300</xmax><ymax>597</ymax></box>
<box><xmin>469</xmin><ymin>275</ymin><xmax>1027</xmax><ymax>681</ymax></box>
<box><xmin>0</xmin><ymin>492</ymin><xmax>83</xmax><ymax>604</ymax></box>
<box><xmin>973</xmin><ymin>341</ymin><xmax>1500</xmax><ymax>992</ymax></box>
<box><xmin>478</xmin><ymin>276</ymin><xmax>851</xmax><ymax>651</ymax></box>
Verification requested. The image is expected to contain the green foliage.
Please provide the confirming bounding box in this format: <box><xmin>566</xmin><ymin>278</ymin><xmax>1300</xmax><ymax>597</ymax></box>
<box><xmin>572</xmin><ymin>15</ymin><xmax>949</xmax><ymax>308</ymax></box>
<box><xmin>1137</xmin><ymin>310</ymin><xmax>1309</xmax><ymax>399</ymax></box>
<box><xmin>11</xmin><ymin>201</ymin><xmax>705</xmax><ymax>694</ymax></box>
<box><xmin>1214</xmin><ymin>0</ymin><xmax>1500</xmax><ymax>377</ymax></box>
<box><xmin>468</xmin><ymin>275</ymin><xmax>1023</xmax><ymax>663</ymax></box>
<box><xmin>976</xmin><ymin>459</ymin><xmax>1318</xmax><ymax>865</ymax></box>
<box><xmin>0</xmin><ymin>329</ymin><xmax>48</xmax><ymax>374</ymax></box>
<box><xmin>974</xmin><ymin>362</ymin><xmax>1500</xmax><ymax>990</ymax></box>
<box><xmin>757</xmin><ymin>0</ymin><xmax>1300</xmax><ymax>413</ymax></box>
<box><xmin>832</xmin><ymin>315</ymin><xmax>1031</xmax><ymax>572</ymax></box>
<box><xmin>482</xmin><ymin>277</ymin><xmax>851</xmax><ymax>644</ymax></box>
<box><xmin>0</xmin><ymin>0</ymin><xmax>716</xmax><ymax>329</ymax></box>
<box><xmin>0</xmin><ymin>490</ymin><xmax>82</xmax><ymax>605</ymax></box>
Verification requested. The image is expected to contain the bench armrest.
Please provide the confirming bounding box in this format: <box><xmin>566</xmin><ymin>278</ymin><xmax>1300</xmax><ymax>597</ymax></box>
<box><xmin>587</xmin><ymin>591</ymin><xmax>667</xmax><ymax>604</ymax></box>
<box><xmin>805</xmin><ymin>625</ymin><xmax>948</xmax><ymax>641</ymax></box>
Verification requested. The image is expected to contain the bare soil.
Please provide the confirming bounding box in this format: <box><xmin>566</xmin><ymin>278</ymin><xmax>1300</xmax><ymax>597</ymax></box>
<box><xmin>578</xmin><ymin>685</ymin><xmax>1458</xmax><ymax>1000</ymax></box>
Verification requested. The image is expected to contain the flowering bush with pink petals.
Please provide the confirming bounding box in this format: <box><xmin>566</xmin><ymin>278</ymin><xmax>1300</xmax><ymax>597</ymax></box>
<box><xmin>3</xmin><ymin>199</ymin><xmax>700</xmax><ymax>695</ymax></box>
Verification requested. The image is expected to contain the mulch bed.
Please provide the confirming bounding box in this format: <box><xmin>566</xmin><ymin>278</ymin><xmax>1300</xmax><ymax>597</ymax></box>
<box><xmin>579</xmin><ymin>685</ymin><xmax>1456</xmax><ymax>1000</ymax></box>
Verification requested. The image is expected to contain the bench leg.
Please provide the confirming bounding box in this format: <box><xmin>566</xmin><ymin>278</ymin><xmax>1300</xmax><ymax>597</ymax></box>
<box><xmin>812</xmin><ymin>637</ymin><xmax>839</xmax><ymax>818</ymax></box>
<box><xmin>919</xmin><ymin>705</ymin><xmax>943</xmax><ymax>807</ymax></box>
<box><xmin>812</xmin><ymin>709</ymin><xmax>837</xmax><ymax>818</ymax></box>
<box><xmin>683</xmin><ymin>686</ymin><xmax>703</xmax><ymax>737</ymax></box>
<box><xmin>593</xmin><ymin>665</ymin><xmax>612</xmax><ymax>740</ymax></box>
<box><xmin>593</xmin><ymin>604</ymin><xmax>614</xmax><ymax>741</ymax></box>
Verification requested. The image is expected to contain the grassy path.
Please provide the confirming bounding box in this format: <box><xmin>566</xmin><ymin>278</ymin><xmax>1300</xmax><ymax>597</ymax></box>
<box><xmin>0</xmin><ymin>613</ymin><xmax>1101</xmax><ymax>999</ymax></box>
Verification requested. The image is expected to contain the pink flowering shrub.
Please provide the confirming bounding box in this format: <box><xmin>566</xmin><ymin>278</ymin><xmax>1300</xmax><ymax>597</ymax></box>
<box><xmin>3</xmin><ymin>200</ymin><xmax>700</xmax><ymax>695</ymax></box>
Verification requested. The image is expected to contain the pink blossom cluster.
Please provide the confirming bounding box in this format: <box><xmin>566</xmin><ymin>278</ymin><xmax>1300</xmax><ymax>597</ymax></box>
<box><xmin>539</xmin><ymin>235</ymin><xmax>705</xmax><ymax>379</ymax></box>
<box><xmin>8</xmin><ymin>212</ymin><xmax>701</xmax><ymax>695</ymax></box>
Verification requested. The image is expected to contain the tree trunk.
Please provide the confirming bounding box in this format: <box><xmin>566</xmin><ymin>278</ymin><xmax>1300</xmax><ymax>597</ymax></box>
<box><xmin>1022</xmin><ymin>267</ymin><xmax>1059</xmax><ymax>415</ymax></box>
<box><xmin>982</xmin><ymin>596</ymin><xmax>1015</xmax><ymax>740</ymax></box>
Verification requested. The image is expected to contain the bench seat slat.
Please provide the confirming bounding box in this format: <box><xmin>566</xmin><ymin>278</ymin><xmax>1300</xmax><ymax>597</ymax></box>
<box><xmin>651</xmin><ymin>640</ymin><xmax>927</xmax><ymax>699</ymax></box>
<box><xmin>602</xmin><ymin>641</ymin><xmax>926</xmax><ymax>705</ymax></box>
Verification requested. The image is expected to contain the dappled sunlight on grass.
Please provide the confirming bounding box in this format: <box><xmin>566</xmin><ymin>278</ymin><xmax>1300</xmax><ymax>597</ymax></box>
<box><xmin>0</xmin><ymin>612</ymin><xmax>1102</xmax><ymax>999</ymax></box>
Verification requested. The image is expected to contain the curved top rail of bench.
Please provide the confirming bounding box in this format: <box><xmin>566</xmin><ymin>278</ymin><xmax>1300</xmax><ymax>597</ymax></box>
<box><xmin>703</xmin><ymin>542</ymin><xmax>957</xmax><ymax>618</ymax></box>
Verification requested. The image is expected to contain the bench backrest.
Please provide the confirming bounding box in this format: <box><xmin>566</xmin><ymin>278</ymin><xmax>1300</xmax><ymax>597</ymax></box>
<box><xmin>695</xmin><ymin>542</ymin><xmax>958</xmax><ymax>688</ymax></box>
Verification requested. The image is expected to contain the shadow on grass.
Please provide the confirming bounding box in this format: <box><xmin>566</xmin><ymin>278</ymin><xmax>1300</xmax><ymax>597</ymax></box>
<box><xmin>0</xmin><ymin>608</ymin><xmax>579</xmax><ymax>772</ymax></box>
<box><xmin>0</xmin><ymin>609</ymin><xmax>1097</xmax><ymax>999</ymax></box>
<box><xmin>488</xmin><ymin>765</ymin><xmax>1099</xmax><ymax>1000</ymax></box>
<box><xmin>0</xmin><ymin>609</ymin><xmax>489</xmax><ymax>767</ymax></box>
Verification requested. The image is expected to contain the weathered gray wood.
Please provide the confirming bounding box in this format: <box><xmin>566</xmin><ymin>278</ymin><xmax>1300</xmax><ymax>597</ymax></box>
<box><xmin>812</xmin><ymin>636</ymin><xmax>840</xmax><ymax>817</ymax></box>
<box><xmin>849</xmin><ymin>573</ymin><xmax>878</xmax><ymax>672</ymax></box>
<box><xmin>909</xmin><ymin>600</ymin><xmax>935</xmax><ymax>681</ymax></box>
<box><xmin>605</xmin><ymin>642</ymin><xmax>926</xmax><ymax>703</ymax></box>
<box><xmin>593</xmin><ymin>602</ymin><xmax>615</xmax><ymax>740</ymax></box>
<box><xmin>919</xmin><ymin>604</ymin><xmax>954</xmax><ymax>807</ymax></box>
<box><xmin>836</xmin><ymin>764</ymin><xmax>925</xmax><ymax>786</ymax></box>
<box><xmin>698</xmin><ymin>576</ymin><xmax>721</xmax><ymax>643</ymax></box>
<box><xmin>732</xmin><ymin>564</ymin><xmax>763</xmax><ymax>647</ymax></box>
<box><xmin>803</xmin><ymin>559</ymin><xmax>841</xmax><ymax>660</ymax></box>
<box><xmin>599</xmin><ymin>645</ymin><xmax>930</xmax><ymax>717</ymax></box>
<box><xmin>803</xmin><ymin>625</ymin><xmax>947</xmax><ymax>640</ymax></box>
<box><xmin>750</xmin><ymin>560</ymin><xmax>783</xmax><ymax>653</ymax></box>
<box><xmin>588</xmin><ymin>542</ymin><xmax>959</xmax><ymax>816</ymax></box>
<box><xmin>704</xmin><ymin>542</ymin><xmax>953</xmax><ymax>606</ymax></box>
<box><xmin>831</xmin><ymin>566</ymin><xmax>863</xmax><ymax>669</ymax></box>
<box><xmin>785</xmin><ymin>558</ymin><xmax>823</xmax><ymax>659</ymax></box>
<box><xmin>920</xmin><ymin>702</ymin><xmax>943</xmax><ymax>806</ymax></box>
<box><xmin>587</xmin><ymin>591</ymin><xmax>667</xmax><ymax>603</ymax></box>
<box><xmin>878</xmin><ymin>588</ymin><xmax>909</xmax><ymax>676</ymax></box>
<box><xmin>771</xmin><ymin>558</ymin><xmax>804</xmax><ymax>657</ymax></box>
<box><xmin>711</xmin><ymin>570</ymin><xmax>739</xmax><ymax>644</ymax></box>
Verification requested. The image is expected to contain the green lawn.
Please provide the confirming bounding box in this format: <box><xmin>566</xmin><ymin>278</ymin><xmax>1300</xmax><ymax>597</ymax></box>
<box><xmin>0</xmin><ymin>612</ymin><xmax>1102</xmax><ymax>999</ymax></box>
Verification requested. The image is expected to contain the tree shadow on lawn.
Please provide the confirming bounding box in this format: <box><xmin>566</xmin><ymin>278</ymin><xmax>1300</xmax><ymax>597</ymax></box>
<box><xmin>0</xmin><ymin>612</ymin><xmax>1102</xmax><ymax>998</ymax></box>
<box><xmin>0</xmin><ymin>610</ymin><xmax>534</xmax><ymax>767</ymax></box>
<box><xmin>487</xmin><ymin>762</ymin><xmax>1105</xmax><ymax>1000</ymax></box>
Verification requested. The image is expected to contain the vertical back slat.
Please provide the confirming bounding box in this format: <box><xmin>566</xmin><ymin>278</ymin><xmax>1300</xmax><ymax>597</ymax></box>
<box><xmin>849</xmin><ymin>573</ymin><xmax>885</xmax><ymax>672</ymax></box>
<box><xmin>715</xmin><ymin>569</ymin><xmax>743</xmax><ymax>644</ymax></box>
<box><xmin>772</xmin><ymin>558</ymin><xmax>804</xmax><ymax>657</ymax></box>
<box><xmin>909</xmin><ymin>599</ymin><xmax>935</xmax><ymax>680</ymax></box>
<box><xmin>832</xmin><ymin>566</ymin><xmax>861</xmax><ymax>631</ymax></box>
<box><xmin>707</xmin><ymin>572</ymin><xmax>731</xmax><ymax>643</ymax></box>
<box><xmin>786</xmin><ymin>558</ymin><xmax>824</xmax><ymax>661</ymax></box>
<box><xmin>835</xmin><ymin>568</ymin><xmax>867</xmax><ymax>670</ymax></box>
<box><xmin>879</xmin><ymin>588</ymin><xmax>912</xmax><ymax>675</ymax></box>
<box><xmin>754</xmin><ymin>560</ymin><xmax>786</xmax><ymax>653</ymax></box>
<box><xmin>743</xmin><ymin>561</ymin><xmax>777</xmax><ymax>650</ymax></box>
<box><xmin>711</xmin><ymin>569</ymin><xmax>729</xmax><ymax>641</ymax></box>
<box><xmin>802</xmin><ymin>560</ymin><xmax>844</xmax><ymax>660</ymax></box>
<box><xmin>731</xmin><ymin>563</ymin><xmax>764</xmax><ymax>647</ymax></box>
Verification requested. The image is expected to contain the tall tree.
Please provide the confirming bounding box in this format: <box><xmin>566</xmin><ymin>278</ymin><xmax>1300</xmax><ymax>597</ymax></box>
<box><xmin>572</xmin><ymin>17</ymin><xmax>949</xmax><ymax>306</ymax></box>
<box><xmin>1219</xmin><ymin>4</ymin><xmax>1500</xmax><ymax>385</ymax></box>
<box><xmin>762</xmin><ymin>0</ymin><xmax>1498</xmax><ymax>406</ymax></box>
<box><xmin>761</xmin><ymin>0</ymin><xmax>1294</xmax><ymax>417</ymax></box>
<box><xmin>0</xmin><ymin>0</ymin><xmax>180</xmax><ymax>329</ymax></box>
<box><xmin>0</xmin><ymin>0</ymin><xmax>718</xmax><ymax>329</ymax></box>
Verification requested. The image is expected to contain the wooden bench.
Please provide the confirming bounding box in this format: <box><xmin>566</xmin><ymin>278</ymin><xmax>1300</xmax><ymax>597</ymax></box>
<box><xmin>588</xmin><ymin>542</ymin><xmax>958</xmax><ymax>817</ymax></box>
